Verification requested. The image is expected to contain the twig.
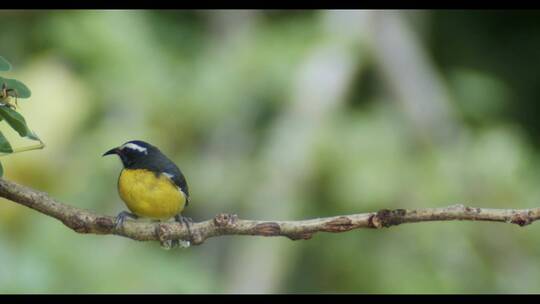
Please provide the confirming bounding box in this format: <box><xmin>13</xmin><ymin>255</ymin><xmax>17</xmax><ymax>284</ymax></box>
<box><xmin>0</xmin><ymin>178</ymin><xmax>538</xmax><ymax>246</ymax></box>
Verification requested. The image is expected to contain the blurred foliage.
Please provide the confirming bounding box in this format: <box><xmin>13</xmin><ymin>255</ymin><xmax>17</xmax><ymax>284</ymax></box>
<box><xmin>0</xmin><ymin>77</ymin><xmax>32</xmax><ymax>99</ymax></box>
<box><xmin>1</xmin><ymin>10</ymin><xmax>540</xmax><ymax>293</ymax></box>
<box><xmin>0</xmin><ymin>57</ymin><xmax>11</xmax><ymax>71</ymax></box>
<box><xmin>0</xmin><ymin>56</ymin><xmax>42</xmax><ymax>177</ymax></box>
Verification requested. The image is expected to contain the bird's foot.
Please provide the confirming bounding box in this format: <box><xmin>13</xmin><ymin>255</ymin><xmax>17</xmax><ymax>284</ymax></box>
<box><xmin>160</xmin><ymin>239</ymin><xmax>174</xmax><ymax>250</ymax></box>
<box><xmin>166</xmin><ymin>239</ymin><xmax>190</xmax><ymax>249</ymax></box>
<box><xmin>172</xmin><ymin>215</ymin><xmax>193</xmax><ymax>248</ymax></box>
<box><xmin>114</xmin><ymin>211</ymin><xmax>138</xmax><ymax>230</ymax></box>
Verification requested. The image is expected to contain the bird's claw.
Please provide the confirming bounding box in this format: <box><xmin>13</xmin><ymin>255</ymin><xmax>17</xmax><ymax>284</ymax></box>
<box><xmin>175</xmin><ymin>215</ymin><xmax>193</xmax><ymax>224</ymax></box>
<box><xmin>114</xmin><ymin>211</ymin><xmax>138</xmax><ymax>230</ymax></box>
<box><xmin>160</xmin><ymin>239</ymin><xmax>174</xmax><ymax>250</ymax></box>
<box><xmin>171</xmin><ymin>215</ymin><xmax>193</xmax><ymax>248</ymax></box>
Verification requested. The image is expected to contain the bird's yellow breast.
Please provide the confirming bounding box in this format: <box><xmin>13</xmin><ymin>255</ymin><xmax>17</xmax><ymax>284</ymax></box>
<box><xmin>118</xmin><ymin>169</ymin><xmax>186</xmax><ymax>220</ymax></box>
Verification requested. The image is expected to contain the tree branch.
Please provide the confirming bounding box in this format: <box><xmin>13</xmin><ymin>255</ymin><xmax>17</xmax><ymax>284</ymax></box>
<box><xmin>0</xmin><ymin>178</ymin><xmax>539</xmax><ymax>246</ymax></box>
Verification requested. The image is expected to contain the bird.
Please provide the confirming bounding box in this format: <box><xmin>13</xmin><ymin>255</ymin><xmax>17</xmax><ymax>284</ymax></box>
<box><xmin>103</xmin><ymin>140</ymin><xmax>192</xmax><ymax>246</ymax></box>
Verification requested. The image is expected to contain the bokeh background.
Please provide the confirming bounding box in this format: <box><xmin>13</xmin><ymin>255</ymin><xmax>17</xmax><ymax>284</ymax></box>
<box><xmin>1</xmin><ymin>9</ymin><xmax>540</xmax><ymax>293</ymax></box>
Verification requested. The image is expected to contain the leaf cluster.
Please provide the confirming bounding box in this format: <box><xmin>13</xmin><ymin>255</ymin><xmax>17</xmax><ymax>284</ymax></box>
<box><xmin>0</xmin><ymin>56</ymin><xmax>43</xmax><ymax>175</ymax></box>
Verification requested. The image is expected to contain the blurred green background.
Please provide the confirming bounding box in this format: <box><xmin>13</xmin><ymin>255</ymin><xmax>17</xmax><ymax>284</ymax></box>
<box><xmin>1</xmin><ymin>9</ymin><xmax>540</xmax><ymax>293</ymax></box>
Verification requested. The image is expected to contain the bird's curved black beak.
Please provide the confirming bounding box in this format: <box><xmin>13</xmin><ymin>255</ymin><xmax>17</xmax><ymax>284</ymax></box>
<box><xmin>103</xmin><ymin>147</ymin><xmax>120</xmax><ymax>157</ymax></box>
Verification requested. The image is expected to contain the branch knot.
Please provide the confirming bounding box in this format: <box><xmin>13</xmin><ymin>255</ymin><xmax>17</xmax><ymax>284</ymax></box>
<box><xmin>156</xmin><ymin>223</ymin><xmax>173</xmax><ymax>243</ymax></box>
<box><xmin>322</xmin><ymin>216</ymin><xmax>354</xmax><ymax>232</ymax></box>
<box><xmin>510</xmin><ymin>212</ymin><xmax>533</xmax><ymax>227</ymax></box>
<box><xmin>214</xmin><ymin>213</ymin><xmax>238</xmax><ymax>227</ymax></box>
<box><xmin>370</xmin><ymin>209</ymin><xmax>407</xmax><ymax>228</ymax></box>
<box><xmin>253</xmin><ymin>222</ymin><xmax>281</xmax><ymax>236</ymax></box>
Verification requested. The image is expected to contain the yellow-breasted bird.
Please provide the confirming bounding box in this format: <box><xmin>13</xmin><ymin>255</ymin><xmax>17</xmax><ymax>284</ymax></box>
<box><xmin>103</xmin><ymin>140</ymin><xmax>192</xmax><ymax>243</ymax></box>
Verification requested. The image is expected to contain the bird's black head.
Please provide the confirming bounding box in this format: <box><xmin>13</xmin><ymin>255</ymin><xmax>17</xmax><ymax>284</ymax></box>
<box><xmin>103</xmin><ymin>140</ymin><xmax>160</xmax><ymax>168</ymax></box>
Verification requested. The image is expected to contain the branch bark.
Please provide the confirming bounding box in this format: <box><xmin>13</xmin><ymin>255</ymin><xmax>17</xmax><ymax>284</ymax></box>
<box><xmin>0</xmin><ymin>177</ymin><xmax>539</xmax><ymax>246</ymax></box>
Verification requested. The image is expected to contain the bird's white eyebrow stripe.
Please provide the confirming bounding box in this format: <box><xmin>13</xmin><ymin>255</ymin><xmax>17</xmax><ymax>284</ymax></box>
<box><xmin>121</xmin><ymin>143</ymin><xmax>148</xmax><ymax>154</ymax></box>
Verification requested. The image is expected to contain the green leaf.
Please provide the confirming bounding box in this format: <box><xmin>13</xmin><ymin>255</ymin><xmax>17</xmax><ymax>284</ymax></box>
<box><xmin>0</xmin><ymin>106</ymin><xmax>30</xmax><ymax>137</ymax></box>
<box><xmin>0</xmin><ymin>77</ymin><xmax>31</xmax><ymax>99</ymax></box>
<box><xmin>0</xmin><ymin>57</ymin><xmax>11</xmax><ymax>72</ymax></box>
<box><xmin>0</xmin><ymin>131</ymin><xmax>13</xmax><ymax>153</ymax></box>
<box><xmin>0</xmin><ymin>161</ymin><xmax>4</xmax><ymax>177</ymax></box>
<box><xmin>26</xmin><ymin>129</ymin><xmax>40</xmax><ymax>141</ymax></box>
